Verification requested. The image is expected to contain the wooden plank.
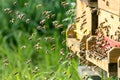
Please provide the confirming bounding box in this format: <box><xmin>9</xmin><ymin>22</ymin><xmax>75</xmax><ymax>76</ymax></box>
<box><xmin>66</xmin><ymin>38</ymin><xmax>80</xmax><ymax>53</ymax></box>
<box><xmin>98</xmin><ymin>0</ymin><xmax>120</xmax><ymax>16</ymax></box>
<box><xmin>108</xmin><ymin>48</ymin><xmax>120</xmax><ymax>63</ymax></box>
<box><xmin>86</xmin><ymin>36</ymin><xmax>109</xmax><ymax>71</ymax></box>
<box><xmin>98</xmin><ymin>9</ymin><xmax>120</xmax><ymax>41</ymax></box>
<box><xmin>118</xmin><ymin>57</ymin><xmax>120</xmax><ymax>79</ymax></box>
<box><xmin>76</xmin><ymin>0</ymin><xmax>98</xmax><ymax>40</ymax></box>
<box><xmin>76</xmin><ymin>0</ymin><xmax>91</xmax><ymax>40</ymax></box>
<box><xmin>86</xmin><ymin>54</ymin><xmax>108</xmax><ymax>71</ymax></box>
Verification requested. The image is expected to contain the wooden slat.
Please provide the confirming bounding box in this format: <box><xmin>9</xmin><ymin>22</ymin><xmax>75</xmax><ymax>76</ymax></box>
<box><xmin>118</xmin><ymin>57</ymin><xmax>120</xmax><ymax>79</ymax></box>
<box><xmin>86</xmin><ymin>36</ymin><xmax>109</xmax><ymax>71</ymax></box>
<box><xmin>98</xmin><ymin>0</ymin><xmax>120</xmax><ymax>16</ymax></box>
<box><xmin>76</xmin><ymin>0</ymin><xmax>98</xmax><ymax>40</ymax></box>
<box><xmin>98</xmin><ymin>9</ymin><xmax>120</xmax><ymax>40</ymax></box>
<box><xmin>108</xmin><ymin>48</ymin><xmax>120</xmax><ymax>63</ymax></box>
<box><xmin>66</xmin><ymin>38</ymin><xmax>80</xmax><ymax>53</ymax></box>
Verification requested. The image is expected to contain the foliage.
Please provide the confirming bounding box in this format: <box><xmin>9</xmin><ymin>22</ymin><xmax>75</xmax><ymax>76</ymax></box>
<box><xmin>0</xmin><ymin>0</ymin><xmax>82</xmax><ymax>80</ymax></box>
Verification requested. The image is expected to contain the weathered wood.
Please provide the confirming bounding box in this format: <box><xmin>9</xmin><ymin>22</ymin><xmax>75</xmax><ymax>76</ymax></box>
<box><xmin>108</xmin><ymin>48</ymin><xmax>120</xmax><ymax>63</ymax></box>
<box><xmin>86</xmin><ymin>36</ymin><xmax>108</xmax><ymax>71</ymax></box>
<box><xmin>66</xmin><ymin>24</ymin><xmax>76</xmax><ymax>38</ymax></box>
<box><xmin>66</xmin><ymin>38</ymin><xmax>80</xmax><ymax>53</ymax></box>
<box><xmin>86</xmin><ymin>36</ymin><xmax>119</xmax><ymax>77</ymax></box>
<box><xmin>98</xmin><ymin>0</ymin><xmax>120</xmax><ymax>16</ymax></box>
<box><xmin>98</xmin><ymin>9</ymin><xmax>120</xmax><ymax>41</ymax></box>
<box><xmin>76</xmin><ymin>0</ymin><xmax>97</xmax><ymax>40</ymax></box>
<box><xmin>118</xmin><ymin>57</ymin><xmax>120</xmax><ymax>79</ymax></box>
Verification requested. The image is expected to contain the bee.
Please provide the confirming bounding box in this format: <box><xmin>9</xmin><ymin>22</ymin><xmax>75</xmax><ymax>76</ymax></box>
<box><xmin>24</xmin><ymin>2</ymin><xmax>28</xmax><ymax>7</ymax></box>
<box><xmin>21</xmin><ymin>45</ymin><xmax>26</xmax><ymax>49</ymax></box>
<box><xmin>104</xmin><ymin>18</ymin><xmax>108</xmax><ymax>22</ymax></box>
<box><xmin>3</xmin><ymin>58</ymin><xmax>9</xmax><ymax>66</ymax></box>
<box><xmin>42</xmin><ymin>11</ymin><xmax>51</xmax><ymax>16</ymax></box>
<box><xmin>59</xmin><ymin>57</ymin><xmax>63</xmax><ymax>63</ymax></box>
<box><xmin>26</xmin><ymin>19</ymin><xmax>30</xmax><ymax>23</ymax></box>
<box><xmin>82</xmin><ymin>11</ymin><xmax>86</xmax><ymax>14</ymax></box>
<box><xmin>10</xmin><ymin>18</ymin><xmax>15</xmax><ymax>23</ymax></box>
<box><xmin>13</xmin><ymin>1</ymin><xmax>17</xmax><ymax>6</ymax></box>
<box><xmin>40</xmin><ymin>19</ymin><xmax>46</xmax><ymax>25</ymax></box>
<box><xmin>32</xmin><ymin>67</ymin><xmax>39</xmax><ymax>74</ymax></box>
<box><xmin>17</xmin><ymin>14</ymin><xmax>25</xmax><ymax>20</ymax></box>
<box><xmin>80</xmin><ymin>14</ymin><xmax>86</xmax><ymax>18</ymax></box>
<box><xmin>36</xmin><ymin>26</ymin><xmax>42</xmax><ymax>30</ymax></box>
<box><xmin>83</xmin><ymin>18</ymin><xmax>87</xmax><ymax>22</ymax></box>
<box><xmin>37</xmin><ymin>37</ymin><xmax>41</xmax><ymax>42</ymax></box>
<box><xmin>106</xmin><ymin>1</ymin><xmax>109</xmax><ymax>6</ymax></box>
<box><xmin>4</xmin><ymin>8</ymin><xmax>12</xmax><ymax>14</ymax></box>
<box><xmin>56</xmin><ymin>24</ymin><xmax>63</xmax><ymax>29</ymax></box>
<box><xmin>111</xmin><ymin>15</ymin><xmax>114</xmax><ymax>19</ymax></box>
<box><xmin>61</xmin><ymin>1</ymin><xmax>69</xmax><ymax>7</ymax></box>
<box><xmin>118</xmin><ymin>26</ymin><xmax>120</xmax><ymax>29</ymax></box>
<box><xmin>28</xmin><ymin>33</ymin><xmax>34</xmax><ymax>40</ymax></box>
<box><xmin>26</xmin><ymin>59</ymin><xmax>31</xmax><ymax>64</ymax></box>
<box><xmin>63</xmin><ymin>71</ymin><xmax>67</xmax><ymax>75</ymax></box>
<box><xmin>36</xmin><ymin>4</ymin><xmax>42</xmax><ymax>9</ymax></box>
<box><xmin>68</xmin><ymin>74</ymin><xmax>72</xmax><ymax>79</ymax></box>
<box><xmin>14</xmin><ymin>72</ymin><xmax>19</xmax><ymax>75</ymax></box>
<box><xmin>97</xmin><ymin>9</ymin><xmax>100</xmax><ymax>15</ymax></box>
<box><xmin>50</xmin><ymin>71</ymin><xmax>54</xmax><ymax>76</ymax></box>
<box><xmin>83</xmin><ymin>29</ymin><xmax>87</xmax><ymax>34</ymax></box>
<box><xmin>50</xmin><ymin>14</ymin><xmax>56</xmax><ymax>18</ymax></box>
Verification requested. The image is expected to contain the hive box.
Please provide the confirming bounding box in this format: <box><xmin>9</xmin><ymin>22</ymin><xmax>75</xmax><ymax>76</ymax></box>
<box><xmin>98</xmin><ymin>0</ymin><xmax>120</xmax><ymax>16</ymax></box>
<box><xmin>76</xmin><ymin>0</ymin><xmax>97</xmax><ymax>40</ymax></box>
<box><xmin>98</xmin><ymin>9</ymin><xmax>120</xmax><ymax>41</ymax></box>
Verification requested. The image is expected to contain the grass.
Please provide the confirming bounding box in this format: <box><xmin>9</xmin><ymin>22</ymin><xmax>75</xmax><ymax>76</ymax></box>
<box><xmin>0</xmin><ymin>29</ymin><xmax>82</xmax><ymax>80</ymax></box>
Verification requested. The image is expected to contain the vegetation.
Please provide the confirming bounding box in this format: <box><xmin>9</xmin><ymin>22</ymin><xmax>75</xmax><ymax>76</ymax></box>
<box><xmin>0</xmin><ymin>0</ymin><xmax>82</xmax><ymax>80</ymax></box>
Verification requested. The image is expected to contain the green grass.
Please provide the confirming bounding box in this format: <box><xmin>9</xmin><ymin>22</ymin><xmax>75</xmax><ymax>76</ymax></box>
<box><xmin>0</xmin><ymin>30</ymin><xmax>81</xmax><ymax>80</ymax></box>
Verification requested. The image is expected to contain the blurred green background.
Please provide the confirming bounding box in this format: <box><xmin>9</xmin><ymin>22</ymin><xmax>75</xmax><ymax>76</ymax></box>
<box><xmin>0</xmin><ymin>0</ymin><xmax>81</xmax><ymax>80</ymax></box>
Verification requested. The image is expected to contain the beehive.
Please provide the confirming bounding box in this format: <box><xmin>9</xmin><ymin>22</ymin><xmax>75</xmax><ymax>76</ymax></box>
<box><xmin>66</xmin><ymin>0</ymin><xmax>120</xmax><ymax>78</ymax></box>
<box><xmin>75</xmin><ymin>0</ymin><xmax>98</xmax><ymax>40</ymax></box>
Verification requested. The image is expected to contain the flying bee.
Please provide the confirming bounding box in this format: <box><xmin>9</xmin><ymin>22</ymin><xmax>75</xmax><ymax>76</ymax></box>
<box><xmin>24</xmin><ymin>2</ymin><xmax>29</xmax><ymax>7</ymax></box>
<box><xmin>36</xmin><ymin>4</ymin><xmax>42</xmax><ymax>9</ymax></box>
<box><xmin>50</xmin><ymin>71</ymin><xmax>54</xmax><ymax>76</ymax></box>
<box><xmin>32</xmin><ymin>67</ymin><xmax>39</xmax><ymax>74</ymax></box>
<box><xmin>36</xmin><ymin>26</ymin><xmax>42</xmax><ymax>30</ymax></box>
<box><xmin>56</xmin><ymin>24</ymin><xmax>63</xmax><ymax>29</ymax></box>
<box><xmin>13</xmin><ymin>1</ymin><xmax>17</xmax><ymax>6</ymax></box>
<box><xmin>63</xmin><ymin>71</ymin><xmax>67</xmax><ymax>75</ymax></box>
<box><xmin>3</xmin><ymin>58</ymin><xmax>9</xmax><ymax>66</ymax></box>
<box><xmin>59</xmin><ymin>57</ymin><xmax>63</xmax><ymax>63</ymax></box>
<box><xmin>28</xmin><ymin>33</ymin><xmax>35</xmax><ymax>40</ymax></box>
<box><xmin>106</xmin><ymin>1</ymin><xmax>109</xmax><ymax>6</ymax></box>
<box><xmin>4</xmin><ymin>8</ymin><xmax>12</xmax><ymax>14</ymax></box>
<box><xmin>50</xmin><ymin>14</ymin><xmax>56</xmax><ymax>18</ymax></box>
<box><xmin>111</xmin><ymin>15</ymin><xmax>114</xmax><ymax>19</ymax></box>
<box><xmin>21</xmin><ymin>45</ymin><xmax>26</xmax><ymax>49</ymax></box>
<box><xmin>17</xmin><ymin>13</ymin><xmax>25</xmax><ymax>20</ymax></box>
<box><xmin>61</xmin><ymin>30</ymin><xmax>66</xmax><ymax>35</ymax></box>
<box><xmin>97</xmin><ymin>9</ymin><xmax>100</xmax><ymax>15</ymax></box>
<box><xmin>68</xmin><ymin>74</ymin><xmax>72</xmax><ymax>79</ymax></box>
<box><xmin>26</xmin><ymin>19</ymin><xmax>30</xmax><ymax>23</ymax></box>
<box><xmin>37</xmin><ymin>37</ymin><xmax>41</xmax><ymax>42</ymax></box>
<box><xmin>26</xmin><ymin>59</ymin><xmax>31</xmax><ymax>64</ymax></box>
<box><xmin>14</xmin><ymin>72</ymin><xmax>19</xmax><ymax>75</ymax></box>
<box><xmin>42</xmin><ymin>10</ymin><xmax>51</xmax><ymax>16</ymax></box>
<box><xmin>40</xmin><ymin>19</ymin><xmax>46</xmax><ymax>25</ymax></box>
<box><xmin>10</xmin><ymin>18</ymin><xmax>15</xmax><ymax>23</ymax></box>
<box><xmin>61</xmin><ymin>1</ymin><xmax>69</xmax><ymax>7</ymax></box>
<box><xmin>62</xmin><ymin>40</ymin><xmax>66</xmax><ymax>45</ymax></box>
